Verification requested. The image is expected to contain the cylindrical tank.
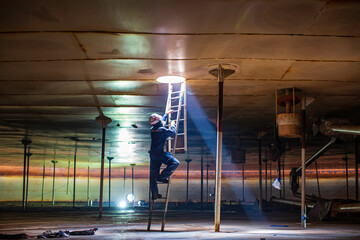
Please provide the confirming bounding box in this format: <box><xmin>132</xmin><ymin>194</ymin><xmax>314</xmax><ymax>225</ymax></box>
<box><xmin>277</xmin><ymin>113</ymin><xmax>301</xmax><ymax>138</ymax></box>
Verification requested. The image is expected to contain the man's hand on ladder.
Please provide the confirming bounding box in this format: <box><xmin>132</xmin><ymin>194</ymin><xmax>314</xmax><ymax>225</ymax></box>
<box><xmin>166</xmin><ymin>109</ymin><xmax>174</xmax><ymax>115</ymax></box>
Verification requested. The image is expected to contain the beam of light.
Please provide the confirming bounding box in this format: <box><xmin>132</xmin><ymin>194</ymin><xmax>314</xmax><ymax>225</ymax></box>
<box><xmin>187</xmin><ymin>85</ymin><xmax>265</xmax><ymax>221</ymax></box>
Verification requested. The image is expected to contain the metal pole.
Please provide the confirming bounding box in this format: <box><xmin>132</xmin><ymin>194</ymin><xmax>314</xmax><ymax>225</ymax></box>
<box><xmin>185</xmin><ymin>159</ymin><xmax>192</xmax><ymax>206</ymax></box>
<box><xmin>73</xmin><ymin>141</ymin><xmax>78</xmax><ymax>208</ymax></box>
<box><xmin>270</xmin><ymin>162</ymin><xmax>272</xmax><ymax>197</ymax></box>
<box><xmin>130</xmin><ymin>163</ymin><xmax>136</xmax><ymax>206</ymax></box>
<box><xmin>66</xmin><ymin>160</ymin><xmax>70</xmax><ymax>195</ymax></box>
<box><xmin>265</xmin><ymin>160</ymin><xmax>268</xmax><ymax>201</ymax></box>
<box><xmin>108</xmin><ymin>157</ymin><xmax>114</xmax><ymax>207</ymax></box>
<box><xmin>25</xmin><ymin>149</ymin><xmax>32</xmax><ymax>209</ymax></box>
<box><xmin>242</xmin><ymin>164</ymin><xmax>245</xmax><ymax>201</ymax></box>
<box><xmin>41</xmin><ymin>159</ymin><xmax>45</xmax><ymax>206</ymax></box>
<box><xmin>282</xmin><ymin>155</ymin><xmax>285</xmax><ymax>199</ymax></box>
<box><xmin>278</xmin><ymin>156</ymin><xmax>281</xmax><ymax>198</ymax></box>
<box><xmin>343</xmin><ymin>155</ymin><xmax>349</xmax><ymax>200</ymax></box>
<box><xmin>21</xmin><ymin>139</ymin><xmax>31</xmax><ymax>211</ymax></box>
<box><xmin>87</xmin><ymin>165</ymin><xmax>90</xmax><ymax>206</ymax></box>
<box><xmin>201</xmin><ymin>153</ymin><xmax>204</xmax><ymax>209</ymax></box>
<box><xmin>206</xmin><ymin>164</ymin><xmax>210</xmax><ymax>206</ymax></box>
<box><xmin>51</xmin><ymin>160</ymin><xmax>57</xmax><ymax>206</ymax></box>
<box><xmin>209</xmin><ymin>64</ymin><xmax>234</xmax><ymax>232</ymax></box>
<box><xmin>301</xmin><ymin>98</ymin><xmax>307</xmax><ymax>228</ymax></box>
<box><xmin>123</xmin><ymin>167</ymin><xmax>126</xmax><ymax>201</ymax></box>
<box><xmin>355</xmin><ymin>137</ymin><xmax>359</xmax><ymax>201</ymax></box>
<box><xmin>96</xmin><ymin>113</ymin><xmax>112</xmax><ymax>219</ymax></box>
<box><xmin>258</xmin><ymin>138</ymin><xmax>263</xmax><ymax>214</ymax></box>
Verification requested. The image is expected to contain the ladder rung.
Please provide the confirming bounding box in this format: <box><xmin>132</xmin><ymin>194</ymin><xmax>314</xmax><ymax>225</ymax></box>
<box><xmin>170</xmin><ymin>105</ymin><xmax>185</xmax><ymax>108</ymax></box>
<box><xmin>171</xmin><ymin>96</ymin><xmax>181</xmax><ymax>99</ymax></box>
<box><xmin>172</xmin><ymin>91</ymin><xmax>181</xmax><ymax>94</ymax></box>
<box><xmin>177</xmin><ymin>133</ymin><xmax>185</xmax><ymax>136</ymax></box>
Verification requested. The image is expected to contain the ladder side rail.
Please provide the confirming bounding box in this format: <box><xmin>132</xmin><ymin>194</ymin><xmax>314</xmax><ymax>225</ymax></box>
<box><xmin>161</xmin><ymin>179</ymin><xmax>171</xmax><ymax>231</ymax></box>
<box><xmin>147</xmin><ymin>199</ymin><xmax>155</xmax><ymax>230</ymax></box>
<box><xmin>171</xmin><ymin>82</ymin><xmax>185</xmax><ymax>156</ymax></box>
<box><xmin>166</xmin><ymin>83</ymin><xmax>173</xmax><ymax>152</ymax></box>
<box><xmin>183</xmin><ymin>81</ymin><xmax>188</xmax><ymax>152</ymax></box>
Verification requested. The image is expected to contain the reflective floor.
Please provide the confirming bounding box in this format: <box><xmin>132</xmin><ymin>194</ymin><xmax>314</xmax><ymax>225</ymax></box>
<box><xmin>0</xmin><ymin>206</ymin><xmax>360</xmax><ymax>239</ymax></box>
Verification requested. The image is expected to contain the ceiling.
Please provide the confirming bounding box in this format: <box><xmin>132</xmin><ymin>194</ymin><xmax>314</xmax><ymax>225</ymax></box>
<box><xmin>0</xmin><ymin>0</ymin><xmax>359</xmax><ymax>170</ymax></box>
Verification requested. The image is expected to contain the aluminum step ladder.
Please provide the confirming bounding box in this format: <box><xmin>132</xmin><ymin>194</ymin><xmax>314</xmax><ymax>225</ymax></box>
<box><xmin>147</xmin><ymin>81</ymin><xmax>187</xmax><ymax>231</ymax></box>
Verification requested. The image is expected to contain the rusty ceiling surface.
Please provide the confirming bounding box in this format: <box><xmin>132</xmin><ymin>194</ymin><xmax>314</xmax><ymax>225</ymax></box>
<box><xmin>0</xmin><ymin>0</ymin><xmax>359</xmax><ymax>169</ymax></box>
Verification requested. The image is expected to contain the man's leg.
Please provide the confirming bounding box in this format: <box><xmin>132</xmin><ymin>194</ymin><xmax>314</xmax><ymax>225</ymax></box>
<box><xmin>159</xmin><ymin>152</ymin><xmax>180</xmax><ymax>180</ymax></box>
<box><xmin>150</xmin><ymin>155</ymin><xmax>162</xmax><ymax>197</ymax></box>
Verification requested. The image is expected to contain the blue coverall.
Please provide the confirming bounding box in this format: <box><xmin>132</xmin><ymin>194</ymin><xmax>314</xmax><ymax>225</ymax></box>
<box><xmin>149</xmin><ymin>114</ymin><xmax>180</xmax><ymax>197</ymax></box>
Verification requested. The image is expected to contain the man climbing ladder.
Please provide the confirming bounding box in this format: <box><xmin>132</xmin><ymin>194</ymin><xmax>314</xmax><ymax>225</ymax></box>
<box><xmin>148</xmin><ymin>110</ymin><xmax>179</xmax><ymax>200</ymax></box>
<box><xmin>147</xmin><ymin>80</ymin><xmax>187</xmax><ymax>231</ymax></box>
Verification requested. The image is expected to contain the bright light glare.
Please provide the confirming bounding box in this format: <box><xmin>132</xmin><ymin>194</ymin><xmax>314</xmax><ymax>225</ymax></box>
<box><xmin>156</xmin><ymin>76</ymin><xmax>185</xmax><ymax>83</ymax></box>
<box><xmin>118</xmin><ymin>201</ymin><xmax>127</xmax><ymax>208</ymax></box>
<box><xmin>127</xmin><ymin>193</ymin><xmax>135</xmax><ymax>202</ymax></box>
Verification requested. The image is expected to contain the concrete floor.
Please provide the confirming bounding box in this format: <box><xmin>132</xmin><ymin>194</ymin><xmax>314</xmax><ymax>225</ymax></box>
<box><xmin>0</xmin><ymin>206</ymin><xmax>360</xmax><ymax>240</ymax></box>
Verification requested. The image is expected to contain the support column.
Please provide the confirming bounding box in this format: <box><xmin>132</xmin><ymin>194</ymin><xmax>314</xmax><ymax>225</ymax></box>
<box><xmin>206</xmin><ymin>164</ymin><xmax>210</xmax><ymax>206</ymax></box>
<box><xmin>355</xmin><ymin>137</ymin><xmax>359</xmax><ymax>201</ymax></box>
<box><xmin>242</xmin><ymin>164</ymin><xmax>245</xmax><ymax>202</ymax></box>
<box><xmin>301</xmin><ymin>98</ymin><xmax>307</xmax><ymax>228</ymax></box>
<box><xmin>96</xmin><ymin>114</ymin><xmax>112</xmax><ymax>219</ymax></box>
<box><xmin>130</xmin><ymin>163</ymin><xmax>136</xmax><ymax>206</ymax></box>
<box><xmin>123</xmin><ymin>167</ymin><xmax>126</xmax><ymax>201</ymax></box>
<box><xmin>209</xmin><ymin>64</ymin><xmax>235</xmax><ymax>232</ymax></box>
<box><xmin>258</xmin><ymin>138</ymin><xmax>263</xmax><ymax>214</ymax></box>
<box><xmin>51</xmin><ymin>160</ymin><xmax>58</xmax><ymax>206</ymax></box>
<box><xmin>185</xmin><ymin>159</ymin><xmax>192</xmax><ymax>207</ymax></box>
<box><xmin>72</xmin><ymin>139</ymin><xmax>78</xmax><ymax>208</ymax></box>
<box><xmin>25</xmin><ymin>150</ymin><xmax>32</xmax><ymax>209</ymax></box>
<box><xmin>108</xmin><ymin>157</ymin><xmax>114</xmax><ymax>207</ymax></box>
<box><xmin>21</xmin><ymin>139</ymin><xmax>31</xmax><ymax>211</ymax></box>
<box><xmin>201</xmin><ymin>153</ymin><xmax>204</xmax><ymax>209</ymax></box>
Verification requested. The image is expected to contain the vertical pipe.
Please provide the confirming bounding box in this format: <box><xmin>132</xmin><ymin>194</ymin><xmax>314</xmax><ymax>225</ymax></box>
<box><xmin>109</xmin><ymin>160</ymin><xmax>111</xmax><ymax>207</ymax></box>
<box><xmin>206</xmin><ymin>164</ymin><xmax>210</xmax><ymax>206</ymax></box>
<box><xmin>21</xmin><ymin>140</ymin><xmax>30</xmax><ymax>211</ymax></box>
<box><xmin>25</xmin><ymin>149</ymin><xmax>31</xmax><ymax>209</ymax></box>
<box><xmin>242</xmin><ymin>164</ymin><xmax>245</xmax><ymax>202</ymax></box>
<box><xmin>130</xmin><ymin>163</ymin><xmax>136</xmax><ymax>206</ymax></box>
<box><xmin>123</xmin><ymin>167</ymin><xmax>126</xmax><ymax>201</ymax></box>
<box><xmin>41</xmin><ymin>159</ymin><xmax>45</xmax><ymax>206</ymax></box>
<box><xmin>265</xmin><ymin>160</ymin><xmax>268</xmax><ymax>201</ymax></box>
<box><xmin>200</xmin><ymin>153</ymin><xmax>204</xmax><ymax>209</ymax></box>
<box><xmin>73</xmin><ymin>141</ymin><xmax>78</xmax><ymax>208</ymax></box>
<box><xmin>315</xmin><ymin>161</ymin><xmax>321</xmax><ymax>198</ymax></box>
<box><xmin>51</xmin><ymin>160</ymin><xmax>57</xmax><ymax>206</ymax></box>
<box><xmin>356</xmin><ymin>137</ymin><xmax>359</xmax><ymax>201</ymax></box>
<box><xmin>301</xmin><ymin>98</ymin><xmax>307</xmax><ymax>228</ymax></box>
<box><xmin>270</xmin><ymin>162</ymin><xmax>272</xmax><ymax>197</ymax></box>
<box><xmin>278</xmin><ymin>156</ymin><xmax>281</xmax><ymax>198</ymax></box>
<box><xmin>215</xmin><ymin>66</ymin><xmax>224</xmax><ymax>232</ymax></box>
<box><xmin>87</xmin><ymin>166</ymin><xmax>90</xmax><ymax>206</ymax></box>
<box><xmin>185</xmin><ymin>159</ymin><xmax>192</xmax><ymax>206</ymax></box>
<box><xmin>258</xmin><ymin>139</ymin><xmax>263</xmax><ymax>214</ymax></box>
<box><xmin>108</xmin><ymin>157</ymin><xmax>114</xmax><ymax>207</ymax></box>
<box><xmin>282</xmin><ymin>155</ymin><xmax>286</xmax><ymax>199</ymax></box>
<box><xmin>99</xmin><ymin>127</ymin><xmax>106</xmax><ymax>218</ymax></box>
<box><xmin>345</xmin><ymin>156</ymin><xmax>349</xmax><ymax>200</ymax></box>
<box><xmin>66</xmin><ymin>160</ymin><xmax>70</xmax><ymax>195</ymax></box>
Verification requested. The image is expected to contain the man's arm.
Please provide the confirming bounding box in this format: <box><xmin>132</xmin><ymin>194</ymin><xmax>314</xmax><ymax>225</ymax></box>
<box><xmin>163</xmin><ymin>121</ymin><xmax>176</xmax><ymax>137</ymax></box>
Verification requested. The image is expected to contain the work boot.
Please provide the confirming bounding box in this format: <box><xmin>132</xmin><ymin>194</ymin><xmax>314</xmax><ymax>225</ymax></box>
<box><xmin>157</xmin><ymin>176</ymin><xmax>169</xmax><ymax>183</ymax></box>
<box><xmin>152</xmin><ymin>193</ymin><xmax>162</xmax><ymax>200</ymax></box>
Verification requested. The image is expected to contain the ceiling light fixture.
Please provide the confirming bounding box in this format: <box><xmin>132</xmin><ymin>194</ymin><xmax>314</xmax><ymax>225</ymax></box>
<box><xmin>156</xmin><ymin>75</ymin><xmax>186</xmax><ymax>83</ymax></box>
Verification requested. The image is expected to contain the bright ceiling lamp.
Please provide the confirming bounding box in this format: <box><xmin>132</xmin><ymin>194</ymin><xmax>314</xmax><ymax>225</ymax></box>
<box><xmin>156</xmin><ymin>75</ymin><xmax>186</xmax><ymax>83</ymax></box>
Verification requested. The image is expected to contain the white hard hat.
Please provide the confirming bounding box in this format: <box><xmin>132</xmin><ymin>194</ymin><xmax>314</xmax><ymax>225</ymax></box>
<box><xmin>149</xmin><ymin>113</ymin><xmax>162</xmax><ymax>125</ymax></box>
